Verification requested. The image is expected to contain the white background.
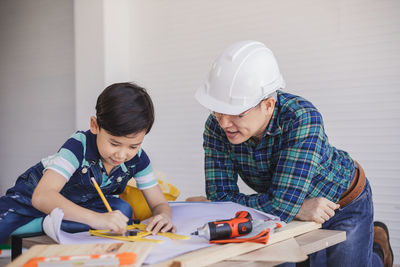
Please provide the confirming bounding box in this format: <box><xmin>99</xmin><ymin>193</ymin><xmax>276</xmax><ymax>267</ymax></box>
<box><xmin>0</xmin><ymin>0</ymin><xmax>399</xmax><ymax>263</ymax></box>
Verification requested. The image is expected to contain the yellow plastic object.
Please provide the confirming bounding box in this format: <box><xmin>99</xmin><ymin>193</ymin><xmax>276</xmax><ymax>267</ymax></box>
<box><xmin>89</xmin><ymin>223</ymin><xmax>189</xmax><ymax>243</ymax></box>
<box><xmin>120</xmin><ymin>178</ymin><xmax>180</xmax><ymax>221</ymax></box>
<box><xmin>89</xmin><ymin>224</ymin><xmax>162</xmax><ymax>243</ymax></box>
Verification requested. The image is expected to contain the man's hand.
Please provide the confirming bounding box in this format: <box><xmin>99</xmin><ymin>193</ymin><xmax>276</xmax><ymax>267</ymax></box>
<box><xmin>295</xmin><ymin>197</ymin><xmax>340</xmax><ymax>224</ymax></box>
<box><xmin>185</xmin><ymin>196</ymin><xmax>210</xmax><ymax>202</ymax></box>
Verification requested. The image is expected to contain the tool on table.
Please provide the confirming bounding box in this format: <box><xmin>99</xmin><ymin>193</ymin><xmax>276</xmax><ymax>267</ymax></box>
<box><xmin>209</xmin><ymin>219</ymin><xmax>282</xmax><ymax>244</ymax></box>
<box><xmin>23</xmin><ymin>252</ymin><xmax>136</xmax><ymax>267</ymax></box>
<box><xmin>191</xmin><ymin>210</ymin><xmax>253</xmax><ymax>241</ymax></box>
<box><xmin>91</xmin><ymin>177</ymin><xmax>112</xmax><ymax>212</ymax></box>
<box><xmin>90</xmin><ymin>222</ymin><xmax>190</xmax><ymax>243</ymax></box>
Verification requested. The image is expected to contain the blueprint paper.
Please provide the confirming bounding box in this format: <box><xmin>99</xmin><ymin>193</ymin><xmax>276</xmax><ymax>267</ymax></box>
<box><xmin>142</xmin><ymin>201</ymin><xmax>281</xmax><ymax>264</ymax></box>
<box><xmin>43</xmin><ymin>202</ymin><xmax>281</xmax><ymax>265</ymax></box>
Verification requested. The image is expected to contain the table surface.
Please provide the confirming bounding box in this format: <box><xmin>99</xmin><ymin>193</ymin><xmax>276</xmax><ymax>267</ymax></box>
<box><xmin>10</xmin><ymin>227</ymin><xmax>345</xmax><ymax>267</ymax></box>
<box><xmin>7</xmin><ymin>242</ymin><xmax>154</xmax><ymax>267</ymax></box>
<box><xmin>221</xmin><ymin>229</ymin><xmax>346</xmax><ymax>267</ymax></box>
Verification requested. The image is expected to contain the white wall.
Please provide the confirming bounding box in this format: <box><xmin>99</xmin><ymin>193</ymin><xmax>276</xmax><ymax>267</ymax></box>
<box><xmin>74</xmin><ymin>0</ymin><xmax>132</xmax><ymax>130</ymax></box>
<box><xmin>0</xmin><ymin>0</ymin><xmax>75</xmax><ymax>195</ymax></box>
<box><xmin>74</xmin><ymin>0</ymin><xmax>104</xmax><ymax>130</ymax></box>
<box><xmin>127</xmin><ymin>0</ymin><xmax>400</xmax><ymax>262</ymax></box>
<box><xmin>1</xmin><ymin>0</ymin><xmax>399</xmax><ymax>263</ymax></box>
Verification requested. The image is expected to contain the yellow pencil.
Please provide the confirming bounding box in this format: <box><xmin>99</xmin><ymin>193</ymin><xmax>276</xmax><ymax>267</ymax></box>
<box><xmin>91</xmin><ymin>177</ymin><xmax>112</xmax><ymax>212</ymax></box>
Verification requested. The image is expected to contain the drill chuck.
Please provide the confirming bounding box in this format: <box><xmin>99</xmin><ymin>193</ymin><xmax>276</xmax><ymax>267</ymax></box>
<box><xmin>193</xmin><ymin>223</ymin><xmax>212</xmax><ymax>240</ymax></box>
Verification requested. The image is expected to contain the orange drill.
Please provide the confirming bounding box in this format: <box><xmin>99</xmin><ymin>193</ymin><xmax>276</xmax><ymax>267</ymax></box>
<box><xmin>191</xmin><ymin>211</ymin><xmax>253</xmax><ymax>241</ymax></box>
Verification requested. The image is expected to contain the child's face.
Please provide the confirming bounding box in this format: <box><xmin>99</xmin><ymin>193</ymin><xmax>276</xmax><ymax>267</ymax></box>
<box><xmin>90</xmin><ymin>116</ymin><xmax>146</xmax><ymax>171</ymax></box>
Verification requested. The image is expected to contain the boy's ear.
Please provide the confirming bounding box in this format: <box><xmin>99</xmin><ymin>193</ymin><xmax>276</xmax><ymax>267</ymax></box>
<box><xmin>89</xmin><ymin>116</ymin><xmax>99</xmax><ymax>134</ymax></box>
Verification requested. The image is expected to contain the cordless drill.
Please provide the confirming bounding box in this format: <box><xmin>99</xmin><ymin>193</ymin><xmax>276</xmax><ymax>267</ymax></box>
<box><xmin>191</xmin><ymin>211</ymin><xmax>253</xmax><ymax>241</ymax></box>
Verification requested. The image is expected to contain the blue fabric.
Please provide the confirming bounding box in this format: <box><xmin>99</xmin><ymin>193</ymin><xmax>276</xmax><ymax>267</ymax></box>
<box><xmin>0</xmin><ymin>195</ymin><xmax>132</xmax><ymax>242</ymax></box>
<box><xmin>201</xmin><ymin>90</ymin><xmax>383</xmax><ymax>266</ymax></box>
<box><xmin>0</xmin><ymin>129</ymin><xmax>149</xmax><ymax>244</ymax></box>
<box><xmin>203</xmin><ymin>90</ymin><xmax>355</xmax><ymax>222</ymax></box>
<box><xmin>61</xmin><ymin>197</ymin><xmax>132</xmax><ymax>233</ymax></box>
<box><xmin>276</xmin><ymin>263</ymin><xmax>295</xmax><ymax>267</ymax></box>
<box><xmin>40</xmin><ymin>130</ymin><xmax>154</xmax><ymax>188</ymax></box>
<box><xmin>309</xmin><ymin>179</ymin><xmax>383</xmax><ymax>267</ymax></box>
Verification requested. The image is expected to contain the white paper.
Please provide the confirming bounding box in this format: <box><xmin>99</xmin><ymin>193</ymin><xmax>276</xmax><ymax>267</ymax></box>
<box><xmin>44</xmin><ymin>202</ymin><xmax>281</xmax><ymax>265</ymax></box>
<box><xmin>142</xmin><ymin>201</ymin><xmax>281</xmax><ymax>265</ymax></box>
<box><xmin>42</xmin><ymin>207</ymin><xmax>64</xmax><ymax>243</ymax></box>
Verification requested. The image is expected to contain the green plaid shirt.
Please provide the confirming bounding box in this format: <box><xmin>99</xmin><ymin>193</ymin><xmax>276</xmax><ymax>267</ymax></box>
<box><xmin>203</xmin><ymin>90</ymin><xmax>356</xmax><ymax>222</ymax></box>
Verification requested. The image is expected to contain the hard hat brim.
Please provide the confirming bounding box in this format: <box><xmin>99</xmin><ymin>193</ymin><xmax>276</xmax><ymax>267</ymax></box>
<box><xmin>195</xmin><ymin>86</ymin><xmax>258</xmax><ymax>116</ymax></box>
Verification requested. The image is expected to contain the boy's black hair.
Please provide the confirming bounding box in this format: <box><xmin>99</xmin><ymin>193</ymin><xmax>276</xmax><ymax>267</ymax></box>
<box><xmin>95</xmin><ymin>82</ymin><xmax>154</xmax><ymax>136</ymax></box>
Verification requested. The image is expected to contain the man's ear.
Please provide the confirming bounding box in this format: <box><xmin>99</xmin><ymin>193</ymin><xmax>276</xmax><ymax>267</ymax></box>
<box><xmin>261</xmin><ymin>98</ymin><xmax>276</xmax><ymax>114</ymax></box>
<box><xmin>89</xmin><ymin>116</ymin><xmax>99</xmax><ymax>134</ymax></box>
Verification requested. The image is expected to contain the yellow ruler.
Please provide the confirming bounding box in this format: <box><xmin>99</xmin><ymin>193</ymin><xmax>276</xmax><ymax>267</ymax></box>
<box><xmin>89</xmin><ymin>223</ymin><xmax>189</xmax><ymax>243</ymax></box>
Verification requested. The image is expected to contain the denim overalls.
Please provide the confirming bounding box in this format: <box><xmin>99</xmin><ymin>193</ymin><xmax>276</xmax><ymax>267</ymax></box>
<box><xmin>0</xmin><ymin>132</ymin><xmax>137</xmax><ymax>243</ymax></box>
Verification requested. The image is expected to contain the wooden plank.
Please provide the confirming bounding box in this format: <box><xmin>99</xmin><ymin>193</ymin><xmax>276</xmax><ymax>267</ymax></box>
<box><xmin>22</xmin><ymin>235</ymin><xmax>55</xmax><ymax>249</ymax></box>
<box><xmin>269</xmin><ymin>220</ymin><xmax>321</xmax><ymax>244</ymax></box>
<box><xmin>7</xmin><ymin>242</ymin><xmax>153</xmax><ymax>267</ymax></box>
<box><xmin>150</xmin><ymin>220</ymin><xmax>320</xmax><ymax>267</ymax></box>
<box><xmin>229</xmin><ymin>237</ymin><xmax>307</xmax><ymax>262</ymax></box>
<box><xmin>216</xmin><ymin>229</ymin><xmax>346</xmax><ymax>266</ymax></box>
<box><xmin>295</xmin><ymin>229</ymin><xmax>346</xmax><ymax>255</ymax></box>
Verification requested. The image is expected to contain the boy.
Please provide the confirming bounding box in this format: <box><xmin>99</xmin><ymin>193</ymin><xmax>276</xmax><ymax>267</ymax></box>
<box><xmin>0</xmin><ymin>82</ymin><xmax>174</xmax><ymax>243</ymax></box>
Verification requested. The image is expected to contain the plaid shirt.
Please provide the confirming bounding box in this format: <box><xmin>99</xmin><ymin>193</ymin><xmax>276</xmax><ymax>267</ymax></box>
<box><xmin>203</xmin><ymin>90</ymin><xmax>356</xmax><ymax>222</ymax></box>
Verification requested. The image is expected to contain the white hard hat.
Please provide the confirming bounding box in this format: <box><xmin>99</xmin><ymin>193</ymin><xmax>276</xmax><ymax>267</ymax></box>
<box><xmin>195</xmin><ymin>40</ymin><xmax>285</xmax><ymax>115</ymax></box>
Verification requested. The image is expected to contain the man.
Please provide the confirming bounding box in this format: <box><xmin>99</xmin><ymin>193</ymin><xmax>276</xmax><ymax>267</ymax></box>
<box><xmin>192</xmin><ymin>40</ymin><xmax>393</xmax><ymax>266</ymax></box>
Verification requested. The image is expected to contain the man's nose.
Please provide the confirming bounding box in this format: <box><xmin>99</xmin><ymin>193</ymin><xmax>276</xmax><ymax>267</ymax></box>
<box><xmin>218</xmin><ymin>114</ymin><xmax>234</xmax><ymax>128</ymax></box>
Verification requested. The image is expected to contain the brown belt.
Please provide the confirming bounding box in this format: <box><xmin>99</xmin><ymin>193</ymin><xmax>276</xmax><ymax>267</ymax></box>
<box><xmin>337</xmin><ymin>161</ymin><xmax>366</xmax><ymax>207</ymax></box>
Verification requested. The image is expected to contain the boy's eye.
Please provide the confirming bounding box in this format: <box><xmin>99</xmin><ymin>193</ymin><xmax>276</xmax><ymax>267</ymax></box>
<box><xmin>130</xmin><ymin>146</ymin><xmax>138</xmax><ymax>150</ymax></box>
<box><xmin>111</xmin><ymin>143</ymin><xmax>119</xmax><ymax>147</ymax></box>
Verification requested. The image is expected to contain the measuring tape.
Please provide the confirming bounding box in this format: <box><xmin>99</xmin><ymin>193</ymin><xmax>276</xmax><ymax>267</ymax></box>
<box><xmin>23</xmin><ymin>252</ymin><xmax>136</xmax><ymax>267</ymax></box>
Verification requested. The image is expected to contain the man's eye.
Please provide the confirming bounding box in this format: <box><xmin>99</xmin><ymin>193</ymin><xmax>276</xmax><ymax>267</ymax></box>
<box><xmin>111</xmin><ymin>143</ymin><xmax>119</xmax><ymax>147</ymax></box>
<box><xmin>130</xmin><ymin>146</ymin><xmax>138</xmax><ymax>150</ymax></box>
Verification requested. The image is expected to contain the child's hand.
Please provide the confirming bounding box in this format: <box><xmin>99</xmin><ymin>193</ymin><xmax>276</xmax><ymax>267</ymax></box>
<box><xmin>146</xmin><ymin>213</ymin><xmax>176</xmax><ymax>234</ymax></box>
<box><xmin>91</xmin><ymin>210</ymin><xmax>129</xmax><ymax>235</ymax></box>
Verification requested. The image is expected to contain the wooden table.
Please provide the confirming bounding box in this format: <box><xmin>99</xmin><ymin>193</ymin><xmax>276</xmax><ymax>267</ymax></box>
<box><xmin>7</xmin><ymin>242</ymin><xmax>154</xmax><ymax>267</ymax></box>
<box><xmin>211</xmin><ymin>229</ymin><xmax>346</xmax><ymax>267</ymax></box>
<box><xmin>10</xmin><ymin>224</ymin><xmax>345</xmax><ymax>267</ymax></box>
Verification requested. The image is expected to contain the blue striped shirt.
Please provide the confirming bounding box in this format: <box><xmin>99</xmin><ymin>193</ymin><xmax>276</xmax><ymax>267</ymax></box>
<box><xmin>41</xmin><ymin>130</ymin><xmax>157</xmax><ymax>190</ymax></box>
<box><xmin>203</xmin><ymin>90</ymin><xmax>356</xmax><ymax>222</ymax></box>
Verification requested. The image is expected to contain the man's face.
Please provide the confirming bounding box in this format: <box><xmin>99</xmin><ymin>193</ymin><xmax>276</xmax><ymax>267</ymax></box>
<box><xmin>214</xmin><ymin>99</ymin><xmax>275</xmax><ymax>144</ymax></box>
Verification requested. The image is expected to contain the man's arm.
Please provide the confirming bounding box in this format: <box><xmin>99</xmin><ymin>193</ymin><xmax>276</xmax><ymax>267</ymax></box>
<box><xmin>204</xmin><ymin>112</ymin><xmax>338</xmax><ymax>223</ymax></box>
